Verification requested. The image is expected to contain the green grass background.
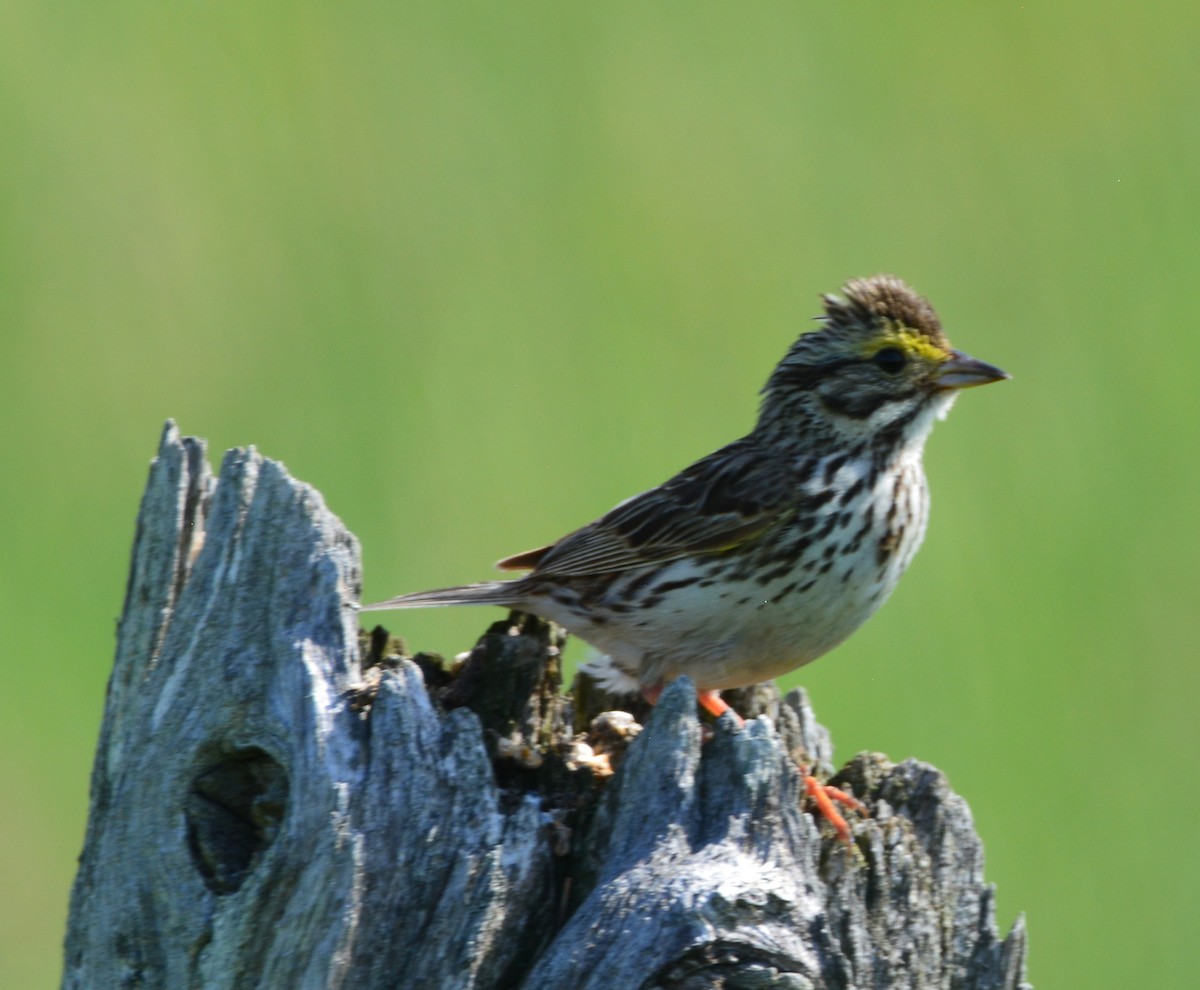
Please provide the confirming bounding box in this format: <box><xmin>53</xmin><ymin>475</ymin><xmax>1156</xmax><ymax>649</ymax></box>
<box><xmin>3</xmin><ymin>2</ymin><xmax>1196</xmax><ymax>985</ymax></box>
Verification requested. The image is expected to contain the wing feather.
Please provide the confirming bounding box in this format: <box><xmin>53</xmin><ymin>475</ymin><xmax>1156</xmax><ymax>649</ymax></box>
<box><xmin>518</xmin><ymin>439</ymin><xmax>794</xmax><ymax>578</ymax></box>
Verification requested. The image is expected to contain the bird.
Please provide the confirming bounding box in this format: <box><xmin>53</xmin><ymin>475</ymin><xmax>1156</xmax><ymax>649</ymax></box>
<box><xmin>364</xmin><ymin>274</ymin><xmax>1007</xmax><ymax>734</ymax></box>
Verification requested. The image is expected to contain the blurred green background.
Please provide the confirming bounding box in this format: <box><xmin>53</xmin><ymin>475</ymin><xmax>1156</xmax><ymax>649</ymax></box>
<box><xmin>3</xmin><ymin>2</ymin><xmax>1196</xmax><ymax>985</ymax></box>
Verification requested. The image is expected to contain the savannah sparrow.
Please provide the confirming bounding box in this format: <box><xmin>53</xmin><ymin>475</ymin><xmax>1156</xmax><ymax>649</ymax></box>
<box><xmin>365</xmin><ymin>276</ymin><xmax>1007</xmax><ymax>724</ymax></box>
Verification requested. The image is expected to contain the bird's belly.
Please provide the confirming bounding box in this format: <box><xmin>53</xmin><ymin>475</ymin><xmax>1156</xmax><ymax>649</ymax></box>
<box><xmin>559</xmin><ymin>508</ymin><xmax>926</xmax><ymax>692</ymax></box>
<box><xmin>656</xmin><ymin>566</ymin><xmax>892</xmax><ymax>690</ymax></box>
<box><xmin>546</xmin><ymin>561</ymin><xmax>889</xmax><ymax>693</ymax></box>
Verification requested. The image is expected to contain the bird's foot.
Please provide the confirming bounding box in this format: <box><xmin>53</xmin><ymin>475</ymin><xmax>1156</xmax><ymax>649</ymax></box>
<box><xmin>802</xmin><ymin>771</ymin><xmax>867</xmax><ymax>843</ymax></box>
<box><xmin>640</xmin><ymin>683</ymin><xmax>863</xmax><ymax>839</ymax></box>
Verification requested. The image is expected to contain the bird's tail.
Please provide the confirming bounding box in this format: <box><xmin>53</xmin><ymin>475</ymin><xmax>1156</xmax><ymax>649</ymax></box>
<box><xmin>359</xmin><ymin>581</ymin><xmax>518</xmax><ymax>612</ymax></box>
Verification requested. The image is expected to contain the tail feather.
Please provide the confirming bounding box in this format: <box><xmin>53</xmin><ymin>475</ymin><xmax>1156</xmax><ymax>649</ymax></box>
<box><xmin>359</xmin><ymin>581</ymin><xmax>519</xmax><ymax>611</ymax></box>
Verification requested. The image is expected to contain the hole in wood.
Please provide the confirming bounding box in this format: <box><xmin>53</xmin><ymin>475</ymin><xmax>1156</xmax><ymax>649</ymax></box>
<box><xmin>185</xmin><ymin>746</ymin><xmax>288</xmax><ymax>895</ymax></box>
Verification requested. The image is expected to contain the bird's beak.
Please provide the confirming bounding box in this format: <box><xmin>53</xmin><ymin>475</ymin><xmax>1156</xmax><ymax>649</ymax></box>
<box><xmin>936</xmin><ymin>350</ymin><xmax>1010</xmax><ymax>390</ymax></box>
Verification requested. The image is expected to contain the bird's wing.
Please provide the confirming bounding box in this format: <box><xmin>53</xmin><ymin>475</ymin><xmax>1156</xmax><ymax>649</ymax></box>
<box><xmin>499</xmin><ymin>439</ymin><xmax>796</xmax><ymax>578</ymax></box>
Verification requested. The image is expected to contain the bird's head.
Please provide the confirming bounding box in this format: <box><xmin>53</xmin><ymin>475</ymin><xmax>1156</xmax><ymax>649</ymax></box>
<box><xmin>757</xmin><ymin>275</ymin><xmax>1008</xmax><ymax>450</ymax></box>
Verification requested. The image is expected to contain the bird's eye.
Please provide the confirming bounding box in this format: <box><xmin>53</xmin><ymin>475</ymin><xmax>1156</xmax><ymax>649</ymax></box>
<box><xmin>872</xmin><ymin>347</ymin><xmax>906</xmax><ymax>374</ymax></box>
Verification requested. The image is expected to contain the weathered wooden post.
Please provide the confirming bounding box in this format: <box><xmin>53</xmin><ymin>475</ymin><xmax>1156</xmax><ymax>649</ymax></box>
<box><xmin>63</xmin><ymin>423</ymin><xmax>1030</xmax><ymax>989</ymax></box>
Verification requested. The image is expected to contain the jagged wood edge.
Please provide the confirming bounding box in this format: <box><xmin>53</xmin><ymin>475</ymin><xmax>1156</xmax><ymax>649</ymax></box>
<box><xmin>62</xmin><ymin>423</ymin><xmax>1029</xmax><ymax>990</ymax></box>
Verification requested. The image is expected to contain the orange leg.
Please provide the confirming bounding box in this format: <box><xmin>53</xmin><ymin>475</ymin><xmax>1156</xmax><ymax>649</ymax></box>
<box><xmin>640</xmin><ymin>682</ymin><xmax>744</xmax><ymax>728</ymax></box>
<box><xmin>803</xmin><ymin>771</ymin><xmax>868</xmax><ymax>843</ymax></box>
<box><xmin>696</xmin><ymin>689</ymin><xmax>745</xmax><ymax>727</ymax></box>
<box><xmin>639</xmin><ymin>682</ymin><xmax>864</xmax><ymax>842</ymax></box>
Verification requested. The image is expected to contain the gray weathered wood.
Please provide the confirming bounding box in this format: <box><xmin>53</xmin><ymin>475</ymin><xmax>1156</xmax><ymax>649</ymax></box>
<box><xmin>63</xmin><ymin>423</ymin><xmax>1030</xmax><ymax>990</ymax></box>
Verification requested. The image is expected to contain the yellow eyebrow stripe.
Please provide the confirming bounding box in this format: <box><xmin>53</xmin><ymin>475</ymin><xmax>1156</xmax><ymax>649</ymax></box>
<box><xmin>862</xmin><ymin>324</ymin><xmax>950</xmax><ymax>364</ymax></box>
